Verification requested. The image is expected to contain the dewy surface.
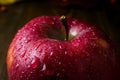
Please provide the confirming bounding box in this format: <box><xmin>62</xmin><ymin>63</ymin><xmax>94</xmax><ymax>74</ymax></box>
<box><xmin>7</xmin><ymin>16</ymin><xmax>120</xmax><ymax>80</ymax></box>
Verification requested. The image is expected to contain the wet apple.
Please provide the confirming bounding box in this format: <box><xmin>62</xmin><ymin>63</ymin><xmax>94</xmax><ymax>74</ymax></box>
<box><xmin>7</xmin><ymin>16</ymin><xmax>120</xmax><ymax>80</ymax></box>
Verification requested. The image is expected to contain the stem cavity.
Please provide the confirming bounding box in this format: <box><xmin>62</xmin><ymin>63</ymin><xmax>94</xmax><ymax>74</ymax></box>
<box><xmin>60</xmin><ymin>15</ymin><xmax>69</xmax><ymax>41</ymax></box>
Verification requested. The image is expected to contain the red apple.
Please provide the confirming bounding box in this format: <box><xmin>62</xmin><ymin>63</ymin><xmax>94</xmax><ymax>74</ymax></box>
<box><xmin>7</xmin><ymin>16</ymin><xmax>120</xmax><ymax>80</ymax></box>
<box><xmin>50</xmin><ymin>0</ymin><xmax>118</xmax><ymax>9</ymax></box>
<box><xmin>100</xmin><ymin>0</ymin><xmax>118</xmax><ymax>7</ymax></box>
<box><xmin>50</xmin><ymin>0</ymin><xmax>99</xmax><ymax>9</ymax></box>
<box><xmin>108</xmin><ymin>0</ymin><xmax>119</xmax><ymax>9</ymax></box>
<box><xmin>110</xmin><ymin>0</ymin><xmax>117</xmax><ymax>4</ymax></box>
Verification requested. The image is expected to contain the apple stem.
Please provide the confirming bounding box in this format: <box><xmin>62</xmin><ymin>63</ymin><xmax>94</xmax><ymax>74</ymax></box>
<box><xmin>60</xmin><ymin>15</ymin><xmax>69</xmax><ymax>41</ymax></box>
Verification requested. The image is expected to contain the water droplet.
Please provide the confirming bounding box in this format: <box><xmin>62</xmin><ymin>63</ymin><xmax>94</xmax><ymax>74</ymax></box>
<box><xmin>33</xmin><ymin>24</ymin><xmax>37</xmax><ymax>27</ymax></box>
<box><xmin>65</xmin><ymin>51</ymin><xmax>67</xmax><ymax>55</ymax></box>
<box><xmin>59</xmin><ymin>62</ymin><xmax>61</xmax><ymax>65</ymax></box>
<box><xmin>59</xmin><ymin>45</ymin><xmax>62</xmax><ymax>49</ymax></box>
<box><xmin>27</xmin><ymin>65</ymin><xmax>31</xmax><ymax>68</ymax></box>
<box><xmin>41</xmin><ymin>64</ymin><xmax>46</xmax><ymax>71</ymax></box>
<box><xmin>17</xmin><ymin>47</ymin><xmax>21</xmax><ymax>51</ymax></box>
<box><xmin>20</xmin><ymin>51</ymin><xmax>26</xmax><ymax>57</ymax></box>
<box><xmin>24</xmin><ymin>39</ymin><xmax>31</xmax><ymax>43</ymax></box>
<box><xmin>15</xmin><ymin>63</ymin><xmax>19</xmax><ymax>68</ymax></box>
<box><xmin>72</xmin><ymin>21</ymin><xmax>76</xmax><ymax>24</ymax></box>
<box><xmin>30</xmin><ymin>71</ymin><xmax>33</xmax><ymax>74</ymax></box>
<box><xmin>31</xmin><ymin>57</ymin><xmax>40</xmax><ymax>69</ymax></box>
<box><xmin>21</xmin><ymin>71</ymin><xmax>24</xmax><ymax>74</ymax></box>
<box><xmin>24</xmin><ymin>40</ymin><xmax>28</xmax><ymax>43</ymax></box>
<box><xmin>50</xmin><ymin>51</ymin><xmax>53</xmax><ymax>56</ymax></box>
<box><xmin>23</xmin><ymin>37</ymin><xmax>26</xmax><ymax>41</ymax></box>
<box><xmin>56</xmin><ymin>73</ymin><xmax>60</xmax><ymax>76</ymax></box>
<box><xmin>88</xmin><ymin>27</ymin><xmax>92</xmax><ymax>30</ymax></box>
<box><xmin>32</xmin><ymin>29</ymin><xmax>35</xmax><ymax>32</ymax></box>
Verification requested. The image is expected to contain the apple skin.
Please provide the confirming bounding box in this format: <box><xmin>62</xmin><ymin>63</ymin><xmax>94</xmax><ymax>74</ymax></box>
<box><xmin>7</xmin><ymin>16</ymin><xmax>120</xmax><ymax>80</ymax></box>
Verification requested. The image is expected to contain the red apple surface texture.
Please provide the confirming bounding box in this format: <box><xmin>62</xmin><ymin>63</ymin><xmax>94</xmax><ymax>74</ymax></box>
<box><xmin>6</xmin><ymin>16</ymin><xmax>120</xmax><ymax>80</ymax></box>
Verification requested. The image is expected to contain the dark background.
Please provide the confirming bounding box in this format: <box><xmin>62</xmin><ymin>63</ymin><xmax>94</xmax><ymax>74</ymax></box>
<box><xmin>0</xmin><ymin>0</ymin><xmax>120</xmax><ymax>80</ymax></box>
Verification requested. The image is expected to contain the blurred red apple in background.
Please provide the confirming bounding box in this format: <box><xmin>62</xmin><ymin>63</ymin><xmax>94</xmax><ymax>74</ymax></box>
<box><xmin>50</xmin><ymin>0</ymin><xmax>99</xmax><ymax>9</ymax></box>
<box><xmin>109</xmin><ymin>0</ymin><xmax>117</xmax><ymax>5</ymax></box>
<box><xmin>50</xmin><ymin>0</ymin><xmax>118</xmax><ymax>9</ymax></box>
<box><xmin>6</xmin><ymin>16</ymin><xmax>120</xmax><ymax>80</ymax></box>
